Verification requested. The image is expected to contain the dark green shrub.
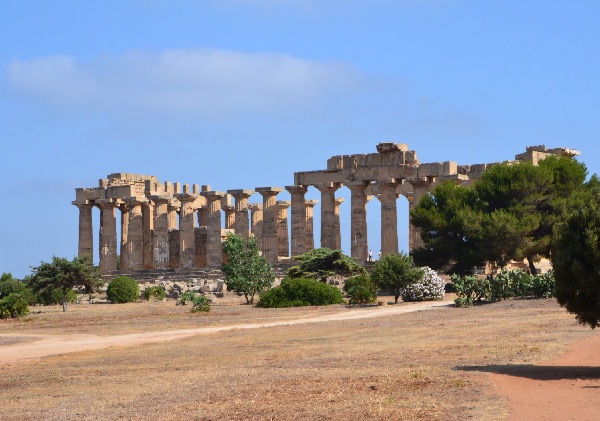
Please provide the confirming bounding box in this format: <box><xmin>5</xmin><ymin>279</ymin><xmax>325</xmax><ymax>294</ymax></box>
<box><xmin>190</xmin><ymin>295</ymin><xmax>211</xmax><ymax>313</ymax></box>
<box><xmin>344</xmin><ymin>275</ymin><xmax>377</xmax><ymax>305</ymax></box>
<box><xmin>257</xmin><ymin>277</ymin><xmax>344</xmax><ymax>308</ymax></box>
<box><xmin>35</xmin><ymin>288</ymin><xmax>77</xmax><ymax>306</ymax></box>
<box><xmin>532</xmin><ymin>270</ymin><xmax>555</xmax><ymax>299</ymax></box>
<box><xmin>452</xmin><ymin>274</ymin><xmax>490</xmax><ymax>307</ymax></box>
<box><xmin>0</xmin><ymin>279</ymin><xmax>27</xmax><ymax>298</ymax></box>
<box><xmin>0</xmin><ymin>293</ymin><xmax>29</xmax><ymax>319</ymax></box>
<box><xmin>289</xmin><ymin>248</ymin><xmax>367</xmax><ymax>281</ymax></box>
<box><xmin>106</xmin><ymin>276</ymin><xmax>139</xmax><ymax>303</ymax></box>
<box><xmin>144</xmin><ymin>286</ymin><xmax>166</xmax><ymax>301</ymax></box>
<box><xmin>179</xmin><ymin>291</ymin><xmax>196</xmax><ymax>305</ymax></box>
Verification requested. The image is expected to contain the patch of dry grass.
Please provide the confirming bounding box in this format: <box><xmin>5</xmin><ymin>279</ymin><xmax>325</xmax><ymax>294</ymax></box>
<box><xmin>0</xmin><ymin>299</ymin><xmax>593</xmax><ymax>420</ymax></box>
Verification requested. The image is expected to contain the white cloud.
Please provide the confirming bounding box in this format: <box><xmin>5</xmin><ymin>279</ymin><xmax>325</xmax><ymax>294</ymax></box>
<box><xmin>6</xmin><ymin>49</ymin><xmax>363</xmax><ymax>119</ymax></box>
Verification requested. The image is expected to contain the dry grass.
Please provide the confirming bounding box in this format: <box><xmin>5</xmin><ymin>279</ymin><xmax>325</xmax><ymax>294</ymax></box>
<box><xmin>0</xmin><ymin>298</ymin><xmax>593</xmax><ymax>420</ymax></box>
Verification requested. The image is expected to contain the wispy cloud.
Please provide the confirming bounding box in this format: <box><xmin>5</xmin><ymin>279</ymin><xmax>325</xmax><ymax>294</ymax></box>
<box><xmin>6</xmin><ymin>49</ymin><xmax>363</xmax><ymax>119</ymax></box>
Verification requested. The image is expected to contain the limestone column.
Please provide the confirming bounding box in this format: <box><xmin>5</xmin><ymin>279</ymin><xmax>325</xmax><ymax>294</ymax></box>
<box><xmin>73</xmin><ymin>202</ymin><xmax>94</xmax><ymax>261</ymax></box>
<box><xmin>175</xmin><ymin>191</ymin><xmax>199</xmax><ymax>268</ymax></box>
<box><xmin>378</xmin><ymin>178</ymin><xmax>401</xmax><ymax>257</ymax></box>
<box><xmin>316</xmin><ymin>183</ymin><xmax>341</xmax><ymax>250</ymax></box>
<box><xmin>256</xmin><ymin>187</ymin><xmax>283</xmax><ymax>264</ymax></box>
<box><xmin>149</xmin><ymin>194</ymin><xmax>172</xmax><ymax>268</ymax></box>
<box><xmin>285</xmin><ymin>185</ymin><xmax>308</xmax><ymax>257</ymax></box>
<box><xmin>96</xmin><ymin>199</ymin><xmax>118</xmax><ymax>272</ymax></box>
<box><xmin>167</xmin><ymin>199</ymin><xmax>180</xmax><ymax>230</ymax></box>
<box><xmin>223</xmin><ymin>205</ymin><xmax>235</xmax><ymax>230</ymax></box>
<box><xmin>142</xmin><ymin>201</ymin><xmax>154</xmax><ymax>269</ymax></box>
<box><xmin>201</xmin><ymin>191</ymin><xmax>225</xmax><ymax>267</ymax></box>
<box><xmin>347</xmin><ymin>181</ymin><xmax>369</xmax><ymax>261</ymax></box>
<box><xmin>305</xmin><ymin>200</ymin><xmax>318</xmax><ymax>252</ymax></box>
<box><xmin>124</xmin><ymin>197</ymin><xmax>147</xmax><ymax>270</ymax></box>
<box><xmin>334</xmin><ymin>197</ymin><xmax>345</xmax><ymax>251</ymax></box>
<box><xmin>229</xmin><ymin>189</ymin><xmax>254</xmax><ymax>239</ymax></box>
<box><xmin>118</xmin><ymin>203</ymin><xmax>130</xmax><ymax>270</ymax></box>
<box><xmin>408</xmin><ymin>177</ymin><xmax>435</xmax><ymax>250</ymax></box>
<box><xmin>276</xmin><ymin>201</ymin><xmax>291</xmax><ymax>258</ymax></box>
<box><xmin>248</xmin><ymin>204</ymin><xmax>263</xmax><ymax>249</ymax></box>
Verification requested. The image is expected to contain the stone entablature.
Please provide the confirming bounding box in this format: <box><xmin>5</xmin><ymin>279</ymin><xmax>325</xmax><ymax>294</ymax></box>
<box><xmin>74</xmin><ymin>144</ymin><xmax>581</xmax><ymax>273</ymax></box>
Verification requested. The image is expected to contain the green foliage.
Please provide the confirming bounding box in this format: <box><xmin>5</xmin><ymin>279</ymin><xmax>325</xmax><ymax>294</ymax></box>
<box><xmin>190</xmin><ymin>294</ymin><xmax>211</xmax><ymax>313</ymax></box>
<box><xmin>106</xmin><ymin>276</ymin><xmax>140</xmax><ymax>303</ymax></box>
<box><xmin>453</xmin><ymin>269</ymin><xmax>556</xmax><ymax>307</ymax></box>
<box><xmin>552</xmin><ymin>182</ymin><xmax>600</xmax><ymax>328</ymax></box>
<box><xmin>257</xmin><ymin>277</ymin><xmax>345</xmax><ymax>308</ymax></box>
<box><xmin>143</xmin><ymin>286</ymin><xmax>166</xmax><ymax>301</ymax></box>
<box><xmin>411</xmin><ymin>157</ymin><xmax>588</xmax><ymax>275</ymax></box>
<box><xmin>222</xmin><ymin>234</ymin><xmax>274</xmax><ymax>304</ymax></box>
<box><xmin>343</xmin><ymin>275</ymin><xmax>377</xmax><ymax>305</ymax></box>
<box><xmin>1</xmin><ymin>272</ymin><xmax>15</xmax><ymax>283</ymax></box>
<box><xmin>35</xmin><ymin>288</ymin><xmax>77</xmax><ymax>306</ymax></box>
<box><xmin>0</xmin><ymin>293</ymin><xmax>29</xmax><ymax>319</ymax></box>
<box><xmin>29</xmin><ymin>256</ymin><xmax>101</xmax><ymax>312</ymax></box>
<box><xmin>179</xmin><ymin>291</ymin><xmax>196</xmax><ymax>305</ymax></box>
<box><xmin>371</xmin><ymin>252</ymin><xmax>424</xmax><ymax>303</ymax></box>
<box><xmin>0</xmin><ymin>278</ymin><xmax>31</xmax><ymax>299</ymax></box>
<box><xmin>289</xmin><ymin>248</ymin><xmax>367</xmax><ymax>282</ymax></box>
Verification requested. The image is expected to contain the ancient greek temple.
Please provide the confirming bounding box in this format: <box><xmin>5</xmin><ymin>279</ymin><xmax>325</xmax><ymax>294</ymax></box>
<box><xmin>73</xmin><ymin>143</ymin><xmax>580</xmax><ymax>273</ymax></box>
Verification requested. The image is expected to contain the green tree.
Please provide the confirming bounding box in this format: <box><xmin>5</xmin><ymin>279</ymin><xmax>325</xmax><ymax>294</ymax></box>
<box><xmin>221</xmin><ymin>234</ymin><xmax>274</xmax><ymax>304</ymax></box>
<box><xmin>552</xmin><ymin>178</ymin><xmax>600</xmax><ymax>328</ymax></box>
<box><xmin>287</xmin><ymin>248</ymin><xmax>367</xmax><ymax>281</ymax></box>
<box><xmin>371</xmin><ymin>252</ymin><xmax>423</xmax><ymax>303</ymax></box>
<box><xmin>29</xmin><ymin>256</ymin><xmax>101</xmax><ymax>312</ymax></box>
<box><xmin>106</xmin><ymin>276</ymin><xmax>140</xmax><ymax>303</ymax></box>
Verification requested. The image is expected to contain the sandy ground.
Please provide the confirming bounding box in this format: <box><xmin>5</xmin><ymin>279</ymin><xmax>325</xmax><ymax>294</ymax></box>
<box><xmin>1</xmin><ymin>300</ymin><xmax>598</xmax><ymax>420</ymax></box>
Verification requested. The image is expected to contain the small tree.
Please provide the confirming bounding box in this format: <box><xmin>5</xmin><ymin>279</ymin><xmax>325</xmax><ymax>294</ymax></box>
<box><xmin>288</xmin><ymin>248</ymin><xmax>367</xmax><ymax>281</ymax></box>
<box><xmin>222</xmin><ymin>234</ymin><xmax>274</xmax><ymax>304</ymax></box>
<box><xmin>371</xmin><ymin>252</ymin><xmax>423</xmax><ymax>303</ymax></box>
<box><xmin>29</xmin><ymin>256</ymin><xmax>101</xmax><ymax>312</ymax></box>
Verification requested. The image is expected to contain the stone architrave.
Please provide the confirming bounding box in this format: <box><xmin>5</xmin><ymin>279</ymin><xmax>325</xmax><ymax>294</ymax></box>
<box><xmin>149</xmin><ymin>194</ymin><xmax>172</xmax><ymax>268</ymax></box>
<box><xmin>256</xmin><ymin>187</ymin><xmax>283</xmax><ymax>264</ymax></box>
<box><xmin>124</xmin><ymin>197</ymin><xmax>148</xmax><ymax>270</ymax></box>
<box><xmin>305</xmin><ymin>200</ymin><xmax>318</xmax><ymax>251</ymax></box>
<box><xmin>201</xmin><ymin>191</ymin><xmax>225</xmax><ymax>267</ymax></box>
<box><xmin>142</xmin><ymin>201</ymin><xmax>154</xmax><ymax>269</ymax></box>
<box><xmin>118</xmin><ymin>203</ymin><xmax>130</xmax><ymax>270</ymax></box>
<box><xmin>174</xmin><ymin>191</ymin><xmax>199</xmax><ymax>268</ymax></box>
<box><xmin>248</xmin><ymin>203</ymin><xmax>263</xmax><ymax>250</ymax></box>
<box><xmin>285</xmin><ymin>185</ymin><xmax>308</xmax><ymax>257</ymax></box>
<box><xmin>377</xmin><ymin>178</ymin><xmax>402</xmax><ymax>256</ymax></box>
<box><xmin>347</xmin><ymin>181</ymin><xmax>369</xmax><ymax>261</ymax></box>
<box><xmin>96</xmin><ymin>199</ymin><xmax>118</xmax><ymax>272</ymax></box>
<box><xmin>333</xmin><ymin>197</ymin><xmax>345</xmax><ymax>251</ymax></box>
<box><xmin>316</xmin><ymin>183</ymin><xmax>341</xmax><ymax>250</ymax></box>
<box><xmin>276</xmin><ymin>201</ymin><xmax>291</xmax><ymax>258</ymax></box>
<box><xmin>73</xmin><ymin>202</ymin><xmax>94</xmax><ymax>262</ymax></box>
<box><xmin>228</xmin><ymin>189</ymin><xmax>254</xmax><ymax>240</ymax></box>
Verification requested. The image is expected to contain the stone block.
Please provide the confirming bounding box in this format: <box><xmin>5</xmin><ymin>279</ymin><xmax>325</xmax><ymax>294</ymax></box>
<box><xmin>327</xmin><ymin>155</ymin><xmax>344</xmax><ymax>170</ymax></box>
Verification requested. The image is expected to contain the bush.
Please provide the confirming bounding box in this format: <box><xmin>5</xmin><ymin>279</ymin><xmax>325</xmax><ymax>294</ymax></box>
<box><xmin>532</xmin><ymin>270</ymin><xmax>555</xmax><ymax>299</ymax></box>
<box><xmin>190</xmin><ymin>295</ymin><xmax>211</xmax><ymax>313</ymax></box>
<box><xmin>402</xmin><ymin>267</ymin><xmax>445</xmax><ymax>302</ymax></box>
<box><xmin>35</xmin><ymin>288</ymin><xmax>77</xmax><ymax>306</ymax></box>
<box><xmin>179</xmin><ymin>291</ymin><xmax>196</xmax><ymax>305</ymax></box>
<box><xmin>452</xmin><ymin>274</ymin><xmax>489</xmax><ymax>307</ymax></box>
<box><xmin>144</xmin><ymin>286</ymin><xmax>166</xmax><ymax>301</ymax></box>
<box><xmin>289</xmin><ymin>248</ymin><xmax>367</xmax><ymax>282</ymax></box>
<box><xmin>257</xmin><ymin>277</ymin><xmax>345</xmax><ymax>308</ymax></box>
<box><xmin>106</xmin><ymin>276</ymin><xmax>139</xmax><ymax>303</ymax></box>
<box><xmin>0</xmin><ymin>293</ymin><xmax>29</xmax><ymax>319</ymax></box>
<box><xmin>344</xmin><ymin>275</ymin><xmax>377</xmax><ymax>305</ymax></box>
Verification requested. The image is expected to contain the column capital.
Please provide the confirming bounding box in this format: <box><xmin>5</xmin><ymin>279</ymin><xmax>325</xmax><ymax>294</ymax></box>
<box><xmin>174</xmin><ymin>192</ymin><xmax>199</xmax><ymax>202</ymax></box>
<box><xmin>406</xmin><ymin>176</ymin><xmax>434</xmax><ymax>187</ymax></box>
<box><xmin>123</xmin><ymin>196</ymin><xmax>149</xmax><ymax>206</ymax></box>
<box><xmin>316</xmin><ymin>182</ymin><xmax>342</xmax><ymax>193</ymax></box>
<box><xmin>95</xmin><ymin>198</ymin><xmax>118</xmax><ymax>208</ymax></box>
<box><xmin>248</xmin><ymin>203</ymin><xmax>263</xmax><ymax>211</ymax></box>
<box><xmin>346</xmin><ymin>180</ymin><xmax>369</xmax><ymax>191</ymax></box>
<box><xmin>334</xmin><ymin>197</ymin><xmax>345</xmax><ymax>205</ymax></box>
<box><xmin>149</xmin><ymin>193</ymin><xmax>174</xmax><ymax>203</ymax></box>
<box><xmin>285</xmin><ymin>185</ymin><xmax>308</xmax><ymax>195</ymax></box>
<box><xmin>227</xmin><ymin>189</ymin><xmax>255</xmax><ymax>198</ymax></box>
<box><xmin>276</xmin><ymin>200</ymin><xmax>291</xmax><ymax>210</ymax></box>
<box><xmin>256</xmin><ymin>187</ymin><xmax>284</xmax><ymax>197</ymax></box>
<box><xmin>72</xmin><ymin>200</ymin><xmax>94</xmax><ymax>208</ymax></box>
<box><xmin>201</xmin><ymin>191</ymin><xmax>226</xmax><ymax>201</ymax></box>
<box><xmin>305</xmin><ymin>200</ymin><xmax>319</xmax><ymax>207</ymax></box>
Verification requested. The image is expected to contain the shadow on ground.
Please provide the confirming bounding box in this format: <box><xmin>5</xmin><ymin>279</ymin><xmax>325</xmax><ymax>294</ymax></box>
<box><xmin>456</xmin><ymin>364</ymin><xmax>600</xmax><ymax>381</ymax></box>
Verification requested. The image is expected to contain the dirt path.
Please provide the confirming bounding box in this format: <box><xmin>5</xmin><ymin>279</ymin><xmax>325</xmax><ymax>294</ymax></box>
<box><xmin>490</xmin><ymin>334</ymin><xmax>600</xmax><ymax>420</ymax></box>
<box><xmin>0</xmin><ymin>301</ymin><xmax>451</xmax><ymax>364</ymax></box>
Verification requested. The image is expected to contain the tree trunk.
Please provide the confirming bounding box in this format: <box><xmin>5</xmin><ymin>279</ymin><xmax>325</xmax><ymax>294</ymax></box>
<box><xmin>394</xmin><ymin>292</ymin><xmax>400</xmax><ymax>304</ymax></box>
<box><xmin>527</xmin><ymin>257</ymin><xmax>538</xmax><ymax>276</ymax></box>
<box><xmin>62</xmin><ymin>289</ymin><xmax>67</xmax><ymax>312</ymax></box>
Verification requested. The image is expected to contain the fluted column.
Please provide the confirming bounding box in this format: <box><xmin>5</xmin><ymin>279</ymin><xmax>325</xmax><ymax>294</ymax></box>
<box><xmin>347</xmin><ymin>181</ymin><xmax>369</xmax><ymax>261</ymax></box>
<box><xmin>248</xmin><ymin>204</ymin><xmax>263</xmax><ymax>249</ymax></box>
<box><xmin>124</xmin><ymin>197</ymin><xmax>147</xmax><ymax>270</ymax></box>
<box><xmin>317</xmin><ymin>183</ymin><xmax>341</xmax><ymax>250</ymax></box>
<box><xmin>408</xmin><ymin>177</ymin><xmax>434</xmax><ymax>250</ymax></box>
<box><xmin>167</xmin><ymin>199</ymin><xmax>180</xmax><ymax>230</ymax></box>
<box><xmin>74</xmin><ymin>202</ymin><xmax>94</xmax><ymax>261</ymax></box>
<box><xmin>142</xmin><ymin>201</ymin><xmax>154</xmax><ymax>269</ymax></box>
<box><xmin>256</xmin><ymin>187</ymin><xmax>283</xmax><ymax>264</ymax></box>
<box><xmin>201</xmin><ymin>191</ymin><xmax>225</xmax><ymax>267</ymax></box>
<box><xmin>305</xmin><ymin>200</ymin><xmax>318</xmax><ymax>251</ymax></box>
<box><xmin>150</xmin><ymin>194</ymin><xmax>172</xmax><ymax>268</ymax></box>
<box><xmin>118</xmin><ymin>203</ymin><xmax>130</xmax><ymax>270</ymax></box>
<box><xmin>96</xmin><ymin>199</ymin><xmax>118</xmax><ymax>272</ymax></box>
<box><xmin>229</xmin><ymin>189</ymin><xmax>254</xmax><ymax>239</ymax></box>
<box><xmin>378</xmin><ymin>178</ymin><xmax>401</xmax><ymax>256</ymax></box>
<box><xmin>334</xmin><ymin>197</ymin><xmax>345</xmax><ymax>251</ymax></box>
<box><xmin>285</xmin><ymin>185</ymin><xmax>308</xmax><ymax>257</ymax></box>
<box><xmin>276</xmin><ymin>201</ymin><xmax>291</xmax><ymax>258</ymax></box>
<box><xmin>223</xmin><ymin>205</ymin><xmax>235</xmax><ymax>229</ymax></box>
<box><xmin>175</xmin><ymin>191</ymin><xmax>199</xmax><ymax>268</ymax></box>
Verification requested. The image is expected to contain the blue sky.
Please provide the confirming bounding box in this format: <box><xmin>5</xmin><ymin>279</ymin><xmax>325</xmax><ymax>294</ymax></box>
<box><xmin>1</xmin><ymin>0</ymin><xmax>599</xmax><ymax>278</ymax></box>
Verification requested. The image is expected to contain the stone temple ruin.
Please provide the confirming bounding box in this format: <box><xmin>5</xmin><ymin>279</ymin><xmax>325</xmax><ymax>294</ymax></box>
<box><xmin>73</xmin><ymin>144</ymin><xmax>580</xmax><ymax>275</ymax></box>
